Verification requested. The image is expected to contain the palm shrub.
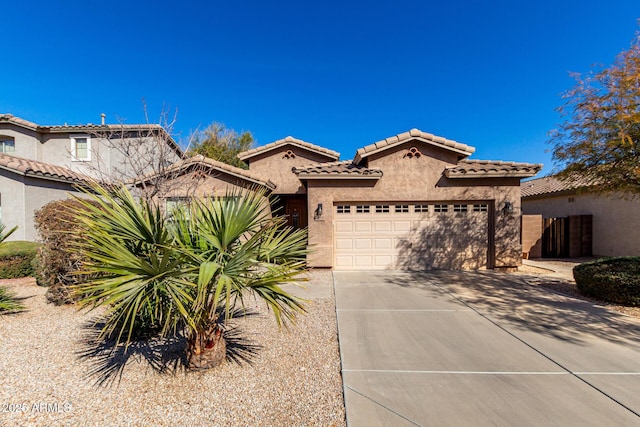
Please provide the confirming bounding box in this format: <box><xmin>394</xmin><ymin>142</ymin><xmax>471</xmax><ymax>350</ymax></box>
<box><xmin>0</xmin><ymin>223</ymin><xmax>23</xmax><ymax>313</ymax></box>
<box><xmin>73</xmin><ymin>183</ymin><xmax>308</xmax><ymax>369</ymax></box>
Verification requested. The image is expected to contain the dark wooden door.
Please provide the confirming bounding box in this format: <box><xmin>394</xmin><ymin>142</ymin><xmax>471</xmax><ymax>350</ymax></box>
<box><xmin>285</xmin><ymin>198</ymin><xmax>307</xmax><ymax>229</ymax></box>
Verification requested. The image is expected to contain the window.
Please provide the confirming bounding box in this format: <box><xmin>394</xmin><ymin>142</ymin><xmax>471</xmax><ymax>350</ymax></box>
<box><xmin>0</xmin><ymin>139</ymin><xmax>15</xmax><ymax>153</ymax></box>
<box><xmin>395</xmin><ymin>205</ymin><xmax>409</xmax><ymax>213</ymax></box>
<box><xmin>414</xmin><ymin>204</ymin><xmax>429</xmax><ymax>213</ymax></box>
<box><xmin>71</xmin><ymin>136</ymin><xmax>91</xmax><ymax>161</ymax></box>
<box><xmin>434</xmin><ymin>204</ymin><xmax>448</xmax><ymax>213</ymax></box>
<box><xmin>453</xmin><ymin>204</ymin><xmax>468</xmax><ymax>213</ymax></box>
<box><xmin>356</xmin><ymin>205</ymin><xmax>370</xmax><ymax>213</ymax></box>
<box><xmin>336</xmin><ymin>205</ymin><xmax>351</xmax><ymax>214</ymax></box>
<box><xmin>568</xmin><ymin>197</ymin><xmax>575</xmax><ymax>203</ymax></box>
<box><xmin>375</xmin><ymin>205</ymin><xmax>390</xmax><ymax>213</ymax></box>
<box><xmin>473</xmin><ymin>204</ymin><xmax>488</xmax><ymax>212</ymax></box>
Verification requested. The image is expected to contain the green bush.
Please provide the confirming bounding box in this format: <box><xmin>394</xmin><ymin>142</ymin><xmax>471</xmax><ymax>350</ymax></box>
<box><xmin>34</xmin><ymin>198</ymin><xmax>98</xmax><ymax>305</ymax></box>
<box><xmin>0</xmin><ymin>241</ymin><xmax>39</xmax><ymax>279</ymax></box>
<box><xmin>573</xmin><ymin>257</ymin><xmax>640</xmax><ymax>306</ymax></box>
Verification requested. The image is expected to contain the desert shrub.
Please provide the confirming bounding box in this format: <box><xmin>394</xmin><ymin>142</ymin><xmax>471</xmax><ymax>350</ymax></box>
<box><xmin>0</xmin><ymin>241</ymin><xmax>39</xmax><ymax>279</ymax></box>
<box><xmin>573</xmin><ymin>257</ymin><xmax>640</xmax><ymax>306</ymax></box>
<box><xmin>34</xmin><ymin>198</ymin><xmax>99</xmax><ymax>305</ymax></box>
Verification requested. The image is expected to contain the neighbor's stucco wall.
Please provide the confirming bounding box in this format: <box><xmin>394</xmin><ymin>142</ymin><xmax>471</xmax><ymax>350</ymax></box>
<box><xmin>305</xmin><ymin>143</ymin><xmax>523</xmax><ymax>269</ymax></box>
<box><xmin>0</xmin><ymin>124</ymin><xmax>40</xmax><ymax>159</ymax></box>
<box><xmin>0</xmin><ymin>169</ymin><xmax>81</xmax><ymax>242</ymax></box>
<box><xmin>246</xmin><ymin>145</ymin><xmax>337</xmax><ymax>194</ymax></box>
<box><xmin>0</xmin><ymin>169</ymin><xmax>26</xmax><ymax>240</ymax></box>
<box><xmin>522</xmin><ymin>192</ymin><xmax>640</xmax><ymax>257</ymax></box>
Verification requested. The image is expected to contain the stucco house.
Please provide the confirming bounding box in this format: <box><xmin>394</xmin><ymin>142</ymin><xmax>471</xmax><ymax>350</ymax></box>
<box><xmin>521</xmin><ymin>175</ymin><xmax>640</xmax><ymax>257</ymax></box>
<box><xmin>0</xmin><ymin>114</ymin><xmax>184</xmax><ymax>241</ymax></box>
<box><xmin>175</xmin><ymin>129</ymin><xmax>541</xmax><ymax>270</ymax></box>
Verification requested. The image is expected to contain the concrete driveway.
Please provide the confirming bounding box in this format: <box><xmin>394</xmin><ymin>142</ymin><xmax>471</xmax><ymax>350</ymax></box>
<box><xmin>333</xmin><ymin>270</ymin><xmax>640</xmax><ymax>426</ymax></box>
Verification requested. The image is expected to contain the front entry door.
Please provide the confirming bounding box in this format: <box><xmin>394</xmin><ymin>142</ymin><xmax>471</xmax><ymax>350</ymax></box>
<box><xmin>285</xmin><ymin>198</ymin><xmax>308</xmax><ymax>229</ymax></box>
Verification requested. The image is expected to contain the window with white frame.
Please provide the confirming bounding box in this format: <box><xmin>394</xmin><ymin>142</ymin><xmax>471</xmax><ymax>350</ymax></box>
<box><xmin>0</xmin><ymin>139</ymin><xmax>15</xmax><ymax>153</ymax></box>
<box><xmin>473</xmin><ymin>204</ymin><xmax>488</xmax><ymax>212</ymax></box>
<box><xmin>394</xmin><ymin>205</ymin><xmax>409</xmax><ymax>213</ymax></box>
<box><xmin>434</xmin><ymin>204</ymin><xmax>448</xmax><ymax>213</ymax></box>
<box><xmin>356</xmin><ymin>205</ymin><xmax>370</xmax><ymax>213</ymax></box>
<box><xmin>375</xmin><ymin>205</ymin><xmax>390</xmax><ymax>213</ymax></box>
<box><xmin>453</xmin><ymin>204</ymin><xmax>468</xmax><ymax>213</ymax></box>
<box><xmin>71</xmin><ymin>136</ymin><xmax>91</xmax><ymax>161</ymax></box>
<box><xmin>414</xmin><ymin>204</ymin><xmax>429</xmax><ymax>213</ymax></box>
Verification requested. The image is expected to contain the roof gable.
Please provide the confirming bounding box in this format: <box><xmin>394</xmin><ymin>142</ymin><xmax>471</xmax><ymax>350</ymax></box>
<box><xmin>354</xmin><ymin>128</ymin><xmax>475</xmax><ymax>165</ymax></box>
<box><xmin>145</xmin><ymin>155</ymin><xmax>276</xmax><ymax>190</ymax></box>
<box><xmin>238</xmin><ymin>136</ymin><xmax>340</xmax><ymax>162</ymax></box>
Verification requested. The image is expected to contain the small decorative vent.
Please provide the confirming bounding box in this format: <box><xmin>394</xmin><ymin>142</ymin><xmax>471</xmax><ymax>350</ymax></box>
<box><xmin>283</xmin><ymin>150</ymin><xmax>296</xmax><ymax>159</ymax></box>
<box><xmin>404</xmin><ymin>146</ymin><xmax>422</xmax><ymax>159</ymax></box>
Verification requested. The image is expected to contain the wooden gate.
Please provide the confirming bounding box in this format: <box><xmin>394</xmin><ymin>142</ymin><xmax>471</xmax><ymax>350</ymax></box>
<box><xmin>543</xmin><ymin>217</ymin><xmax>569</xmax><ymax>257</ymax></box>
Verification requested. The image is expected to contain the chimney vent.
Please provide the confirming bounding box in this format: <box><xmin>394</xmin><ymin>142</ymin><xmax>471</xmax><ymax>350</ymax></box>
<box><xmin>101</xmin><ymin>113</ymin><xmax>106</xmax><ymax>125</ymax></box>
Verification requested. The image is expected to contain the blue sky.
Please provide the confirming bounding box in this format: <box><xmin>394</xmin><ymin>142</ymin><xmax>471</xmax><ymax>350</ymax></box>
<box><xmin>2</xmin><ymin>1</ymin><xmax>639</xmax><ymax>176</ymax></box>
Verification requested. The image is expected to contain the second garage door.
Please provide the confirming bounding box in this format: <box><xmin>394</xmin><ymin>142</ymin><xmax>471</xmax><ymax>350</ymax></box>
<box><xmin>334</xmin><ymin>202</ymin><xmax>490</xmax><ymax>270</ymax></box>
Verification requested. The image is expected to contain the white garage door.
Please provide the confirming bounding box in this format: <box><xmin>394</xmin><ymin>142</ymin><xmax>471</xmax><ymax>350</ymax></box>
<box><xmin>334</xmin><ymin>203</ymin><xmax>489</xmax><ymax>270</ymax></box>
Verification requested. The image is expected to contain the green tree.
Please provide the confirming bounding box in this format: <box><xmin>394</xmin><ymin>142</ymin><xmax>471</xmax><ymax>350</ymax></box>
<box><xmin>73</xmin><ymin>183</ymin><xmax>308</xmax><ymax>370</ymax></box>
<box><xmin>188</xmin><ymin>123</ymin><xmax>255</xmax><ymax>169</ymax></box>
<box><xmin>550</xmin><ymin>32</ymin><xmax>640</xmax><ymax>194</ymax></box>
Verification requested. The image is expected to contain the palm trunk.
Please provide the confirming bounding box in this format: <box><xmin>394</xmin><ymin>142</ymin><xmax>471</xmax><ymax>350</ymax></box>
<box><xmin>186</xmin><ymin>325</ymin><xmax>226</xmax><ymax>369</ymax></box>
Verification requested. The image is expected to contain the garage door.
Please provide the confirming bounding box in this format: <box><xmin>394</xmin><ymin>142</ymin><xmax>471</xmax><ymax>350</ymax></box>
<box><xmin>334</xmin><ymin>202</ymin><xmax>489</xmax><ymax>270</ymax></box>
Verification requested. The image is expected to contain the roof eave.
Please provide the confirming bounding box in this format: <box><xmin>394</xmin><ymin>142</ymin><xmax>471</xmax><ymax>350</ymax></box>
<box><xmin>354</xmin><ymin>137</ymin><xmax>474</xmax><ymax>165</ymax></box>
<box><xmin>238</xmin><ymin>141</ymin><xmax>340</xmax><ymax>161</ymax></box>
<box><xmin>445</xmin><ymin>170</ymin><xmax>541</xmax><ymax>179</ymax></box>
<box><xmin>295</xmin><ymin>173</ymin><xmax>382</xmax><ymax>180</ymax></box>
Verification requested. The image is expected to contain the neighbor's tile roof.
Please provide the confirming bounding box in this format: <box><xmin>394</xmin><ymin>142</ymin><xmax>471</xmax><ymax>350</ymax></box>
<box><xmin>521</xmin><ymin>175</ymin><xmax>594</xmax><ymax>198</ymax></box>
<box><xmin>292</xmin><ymin>160</ymin><xmax>383</xmax><ymax>179</ymax></box>
<box><xmin>150</xmin><ymin>155</ymin><xmax>276</xmax><ymax>189</ymax></box>
<box><xmin>238</xmin><ymin>136</ymin><xmax>340</xmax><ymax>161</ymax></box>
<box><xmin>354</xmin><ymin>128</ymin><xmax>475</xmax><ymax>164</ymax></box>
<box><xmin>0</xmin><ymin>153</ymin><xmax>89</xmax><ymax>183</ymax></box>
<box><xmin>445</xmin><ymin>160</ymin><xmax>542</xmax><ymax>179</ymax></box>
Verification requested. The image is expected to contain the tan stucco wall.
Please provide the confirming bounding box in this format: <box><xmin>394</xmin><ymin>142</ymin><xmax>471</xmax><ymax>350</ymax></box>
<box><xmin>246</xmin><ymin>145</ymin><xmax>336</xmax><ymax>194</ymax></box>
<box><xmin>305</xmin><ymin>144</ymin><xmax>523</xmax><ymax>269</ymax></box>
<box><xmin>522</xmin><ymin>192</ymin><xmax>640</xmax><ymax>257</ymax></box>
<box><xmin>0</xmin><ymin>124</ymin><xmax>40</xmax><ymax>159</ymax></box>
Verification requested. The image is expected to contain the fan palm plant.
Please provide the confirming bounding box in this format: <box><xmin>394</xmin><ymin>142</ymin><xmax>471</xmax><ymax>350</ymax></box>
<box><xmin>0</xmin><ymin>222</ymin><xmax>23</xmax><ymax>313</ymax></box>
<box><xmin>73</xmin><ymin>183</ymin><xmax>308</xmax><ymax>369</ymax></box>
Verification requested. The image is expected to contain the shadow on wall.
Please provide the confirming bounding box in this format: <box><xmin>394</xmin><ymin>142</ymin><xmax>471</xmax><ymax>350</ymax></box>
<box><xmin>395</xmin><ymin>210</ymin><xmax>489</xmax><ymax>270</ymax></box>
<box><xmin>394</xmin><ymin>197</ymin><xmax>520</xmax><ymax>270</ymax></box>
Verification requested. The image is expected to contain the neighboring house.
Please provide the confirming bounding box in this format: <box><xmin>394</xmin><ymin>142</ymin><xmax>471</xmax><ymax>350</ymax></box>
<box><xmin>235</xmin><ymin>129</ymin><xmax>541</xmax><ymax>270</ymax></box>
<box><xmin>0</xmin><ymin>113</ymin><xmax>184</xmax><ymax>241</ymax></box>
<box><xmin>521</xmin><ymin>175</ymin><xmax>640</xmax><ymax>257</ymax></box>
<box><xmin>0</xmin><ymin>153</ymin><xmax>89</xmax><ymax>241</ymax></box>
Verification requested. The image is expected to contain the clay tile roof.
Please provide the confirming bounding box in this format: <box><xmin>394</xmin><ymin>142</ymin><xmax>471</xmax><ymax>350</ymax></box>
<box><xmin>521</xmin><ymin>175</ymin><xmax>595</xmax><ymax>198</ymax></box>
<box><xmin>0</xmin><ymin>113</ymin><xmax>39</xmax><ymax>130</ymax></box>
<box><xmin>445</xmin><ymin>160</ymin><xmax>542</xmax><ymax>179</ymax></box>
<box><xmin>354</xmin><ymin>128</ymin><xmax>475</xmax><ymax>164</ymax></box>
<box><xmin>292</xmin><ymin>160</ymin><xmax>383</xmax><ymax>179</ymax></box>
<box><xmin>0</xmin><ymin>153</ymin><xmax>89</xmax><ymax>183</ymax></box>
<box><xmin>238</xmin><ymin>136</ymin><xmax>340</xmax><ymax>161</ymax></box>
<box><xmin>149</xmin><ymin>155</ymin><xmax>276</xmax><ymax>189</ymax></box>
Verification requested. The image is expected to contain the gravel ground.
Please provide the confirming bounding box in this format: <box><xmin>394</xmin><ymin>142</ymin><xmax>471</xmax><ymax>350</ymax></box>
<box><xmin>515</xmin><ymin>263</ymin><xmax>640</xmax><ymax>320</ymax></box>
<box><xmin>0</xmin><ymin>271</ymin><xmax>345</xmax><ymax>427</ymax></box>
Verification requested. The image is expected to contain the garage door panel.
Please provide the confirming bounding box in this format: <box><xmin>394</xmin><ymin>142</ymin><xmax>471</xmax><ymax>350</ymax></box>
<box><xmin>354</xmin><ymin>239</ymin><xmax>372</xmax><ymax>250</ymax></box>
<box><xmin>374</xmin><ymin>221</ymin><xmax>392</xmax><ymax>232</ymax></box>
<box><xmin>354</xmin><ymin>222</ymin><xmax>372</xmax><ymax>232</ymax></box>
<box><xmin>336</xmin><ymin>222</ymin><xmax>353</xmax><ymax>233</ymax></box>
<box><xmin>334</xmin><ymin>203</ymin><xmax>488</xmax><ymax>271</ymax></box>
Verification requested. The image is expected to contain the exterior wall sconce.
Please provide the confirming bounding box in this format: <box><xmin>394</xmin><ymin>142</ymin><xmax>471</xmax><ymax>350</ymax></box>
<box><xmin>502</xmin><ymin>201</ymin><xmax>514</xmax><ymax>215</ymax></box>
<box><xmin>314</xmin><ymin>203</ymin><xmax>323</xmax><ymax>220</ymax></box>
